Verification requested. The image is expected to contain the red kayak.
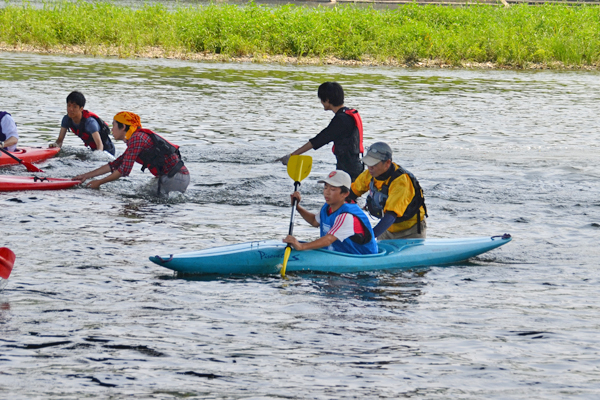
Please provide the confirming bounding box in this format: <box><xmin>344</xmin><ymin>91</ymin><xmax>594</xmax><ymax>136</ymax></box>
<box><xmin>0</xmin><ymin>175</ymin><xmax>80</xmax><ymax>192</ymax></box>
<box><xmin>0</xmin><ymin>147</ymin><xmax>60</xmax><ymax>167</ymax></box>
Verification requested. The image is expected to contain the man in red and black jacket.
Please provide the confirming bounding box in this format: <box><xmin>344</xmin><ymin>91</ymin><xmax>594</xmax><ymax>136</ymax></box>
<box><xmin>73</xmin><ymin>112</ymin><xmax>189</xmax><ymax>196</ymax></box>
<box><xmin>278</xmin><ymin>82</ymin><xmax>364</xmax><ymax>181</ymax></box>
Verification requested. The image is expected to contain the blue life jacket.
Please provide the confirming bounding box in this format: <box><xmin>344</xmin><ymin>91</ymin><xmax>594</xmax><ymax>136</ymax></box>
<box><xmin>0</xmin><ymin>111</ymin><xmax>11</xmax><ymax>141</ymax></box>
<box><xmin>319</xmin><ymin>202</ymin><xmax>378</xmax><ymax>255</ymax></box>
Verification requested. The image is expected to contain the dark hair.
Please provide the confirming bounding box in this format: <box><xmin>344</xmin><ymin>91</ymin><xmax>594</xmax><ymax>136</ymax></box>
<box><xmin>317</xmin><ymin>82</ymin><xmax>344</xmax><ymax>106</ymax></box>
<box><xmin>66</xmin><ymin>91</ymin><xmax>86</xmax><ymax>108</ymax></box>
<box><xmin>116</xmin><ymin>121</ymin><xmax>130</xmax><ymax>132</ymax></box>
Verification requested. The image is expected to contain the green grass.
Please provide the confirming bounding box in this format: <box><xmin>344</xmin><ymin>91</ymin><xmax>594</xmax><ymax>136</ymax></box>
<box><xmin>1</xmin><ymin>1</ymin><xmax>599</xmax><ymax>67</ymax></box>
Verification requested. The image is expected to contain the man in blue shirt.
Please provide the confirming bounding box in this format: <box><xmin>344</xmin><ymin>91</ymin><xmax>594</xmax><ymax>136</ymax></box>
<box><xmin>50</xmin><ymin>91</ymin><xmax>115</xmax><ymax>155</ymax></box>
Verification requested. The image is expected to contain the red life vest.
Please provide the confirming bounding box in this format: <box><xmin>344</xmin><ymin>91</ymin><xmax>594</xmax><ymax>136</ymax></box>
<box><xmin>69</xmin><ymin>110</ymin><xmax>110</xmax><ymax>150</ymax></box>
<box><xmin>332</xmin><ymin>108</ymin><xmax>364</xmax><ymax>155</ymax></box>
<box><xmin>134</xmin><ymin>128</ymin><xmax>183</xmax><ymax>177</ymax></box>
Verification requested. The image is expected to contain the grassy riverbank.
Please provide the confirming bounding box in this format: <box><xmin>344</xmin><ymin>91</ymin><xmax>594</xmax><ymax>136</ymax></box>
<box><xmin>1</xmin><ymin>1</ymin><xmax>599</xmax><ymax>68</ymax></box>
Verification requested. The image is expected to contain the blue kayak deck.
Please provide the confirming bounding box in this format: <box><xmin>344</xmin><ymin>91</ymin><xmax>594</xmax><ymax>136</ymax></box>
<box><xmin>149</xmin><ymin>234</ymin><xmax>512</xmax><ymax>275</ymax></box>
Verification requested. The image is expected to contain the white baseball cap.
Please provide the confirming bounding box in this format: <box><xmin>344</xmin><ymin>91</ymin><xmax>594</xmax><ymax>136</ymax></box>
<box><xmin>317</xmin><ymin>170</ymin><xmax>351</xmax><ymax>190</ymax></box>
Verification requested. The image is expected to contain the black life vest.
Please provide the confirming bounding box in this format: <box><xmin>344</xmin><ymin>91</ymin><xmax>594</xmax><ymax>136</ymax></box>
<box><xmin>331</xmin><ymin>108</ymin><xmax>364</xmax><ymax>156</ymax></box>
<box><xmin>135</xmin><ymin>128</ymin><xmax>184</xmax><ymax>177</ymax></box>
<box><xmin>366</xmin><ymin>164</ymin><xmax>428</xmax><ymax>232</ymax></box>
<box><xmin>0</xmin><ymin>111</ymin><xmax>11</xmax><ymax>141</ymax></box>
<box><xmin>69</xmin><ymin>110</ymin><xmax>112</xmax><ymax>150</ymax></box>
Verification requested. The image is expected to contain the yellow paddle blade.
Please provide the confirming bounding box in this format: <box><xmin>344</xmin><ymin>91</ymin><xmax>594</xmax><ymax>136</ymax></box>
<box><xmin>287</xmin><ymin>155</ymin><xmax>312</xmax><ymax>183</ymax></box>
<box><xmin>281</xmin><ymin>246</ymin><xmax>292</xmax><ymax>277</ymax></box>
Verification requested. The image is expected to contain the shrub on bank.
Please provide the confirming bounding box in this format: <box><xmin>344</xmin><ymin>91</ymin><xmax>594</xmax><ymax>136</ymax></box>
<box><xmin>0</xmin><ymin>1</ymin><xmax>599</xmax><ymax>67</ymax></box>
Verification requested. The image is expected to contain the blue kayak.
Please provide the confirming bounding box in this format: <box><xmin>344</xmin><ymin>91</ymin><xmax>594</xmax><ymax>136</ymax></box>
<box><xmin>149</xmin><ymin>234</ymin><xmax>512</xmax><ymax>275</ymax></box>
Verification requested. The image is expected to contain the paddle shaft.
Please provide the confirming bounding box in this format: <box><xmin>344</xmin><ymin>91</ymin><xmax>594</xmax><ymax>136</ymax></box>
<box><xmin>0</xmin><ymin>147</ymin><xmax>24</xmax><ymax>163</ymax></box>
<box><xmin>281</xmin><ymin>181</ymin><xmax>301</xmax><ymax>277</ymax></box>
<box><xmin>281</xmin><ymin>155</ymin><xmax>312</xmax><ymax>277</ymax></box>
<box><xmin>0</xmin><ymin>147</ymin><xmax>43</xmax><ymax>172</ymax></box>
<box><xmin>287</xmin><ymin>181</ymin><xmax>301</xmax><ymax>238</ymax></box>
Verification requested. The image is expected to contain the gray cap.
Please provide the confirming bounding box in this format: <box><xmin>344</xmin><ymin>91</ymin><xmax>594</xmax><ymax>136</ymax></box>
<box><xmin>361</xmin><ymin>142</ymin><xmax>393</xmax><ymax>166</ymax></box>
<box><xmin>317</xmin><ymin>170</ymin><xmax>352</xmax><ymax>190</ymax></box>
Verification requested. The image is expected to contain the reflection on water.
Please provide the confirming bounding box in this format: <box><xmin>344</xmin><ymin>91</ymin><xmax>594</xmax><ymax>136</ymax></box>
<box><xmin>1</xmin><ymin>51</ymin><xmax>599</xmax><ymax>398</ymax></box>
<box><xmin>308</xmin><ymin>271</ymin><xmax>427</xmax><ymax>304</ymax></box>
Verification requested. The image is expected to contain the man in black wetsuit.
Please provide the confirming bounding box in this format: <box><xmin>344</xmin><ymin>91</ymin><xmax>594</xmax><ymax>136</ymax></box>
<box><xmin>278</xmin><ymin>82</ymin><xmax>364</xmax><ymax>181</ymax></box>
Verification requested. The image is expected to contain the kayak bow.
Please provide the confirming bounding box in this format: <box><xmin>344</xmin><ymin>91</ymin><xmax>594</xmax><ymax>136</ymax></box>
<box><xmin>0</xmin><ymin>175</ymin><xmax>80</xmax><ymax>192</ymax></box>
<box><xmin>0</xmin><ymin>247</ymin><xmax>15</xmax><ymax>280</ymax></box>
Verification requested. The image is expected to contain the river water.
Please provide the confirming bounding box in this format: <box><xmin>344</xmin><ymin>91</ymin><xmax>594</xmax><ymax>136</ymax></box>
<box><xmin>0</xmin><ymin>52</ymin><xmax>598</xmax><ymax>399</ymax></box>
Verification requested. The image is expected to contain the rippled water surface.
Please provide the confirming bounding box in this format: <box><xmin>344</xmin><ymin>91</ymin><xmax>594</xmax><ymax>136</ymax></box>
<box><xmin>1</xmin><ymin>52</ymin><xmax>599</xmax><ymax>399</ymax></box>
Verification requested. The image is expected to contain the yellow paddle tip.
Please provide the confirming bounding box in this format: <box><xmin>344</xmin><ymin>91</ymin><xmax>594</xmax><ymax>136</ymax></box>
<box><xmin>287</xmin><ymin>155</ymin><xmax>312</xmax><ymax>183</ymax></box>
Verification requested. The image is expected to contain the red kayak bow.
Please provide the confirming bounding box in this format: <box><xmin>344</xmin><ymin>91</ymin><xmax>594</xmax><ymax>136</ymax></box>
<box><xmin>0</xmin><ymin>247</ymin><xmax>15</xmax><ymax>279</ymax></box>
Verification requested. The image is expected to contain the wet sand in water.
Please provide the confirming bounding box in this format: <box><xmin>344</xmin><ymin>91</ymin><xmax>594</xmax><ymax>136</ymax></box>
<box><xmin>2</xmin><ymin>43</ymin><xmax>599</xmax><ymax>70</ymax></box>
